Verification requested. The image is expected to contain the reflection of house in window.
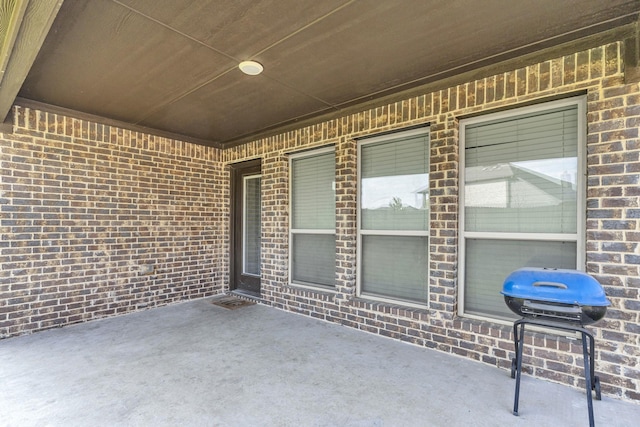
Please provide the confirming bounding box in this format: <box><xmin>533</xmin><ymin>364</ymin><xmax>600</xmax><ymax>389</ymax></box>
<box><xmin>412</xmin><ymin>183</ymin><xmax>429</xmax><ymax>210</ymax></box>
<box><xmin>361</xmin><ymin>174</ymin><xmax>429</xmax><ymax>231</ymax></box>
<box><xmin>466</xmin><ymin>160</ymin><xmax>576</xmax><ymax>207</ymax></box>
<box><xmin>465</xmin><ymin>159</ymin><xmax>577</xmax><ymax>233</ymax></box>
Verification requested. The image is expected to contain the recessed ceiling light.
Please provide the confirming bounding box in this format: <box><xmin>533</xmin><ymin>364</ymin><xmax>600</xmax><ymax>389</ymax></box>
<box><xmin>239</xmin><ymin>60</ymin><xmax>264</xmax><ymax>76</ymax></box>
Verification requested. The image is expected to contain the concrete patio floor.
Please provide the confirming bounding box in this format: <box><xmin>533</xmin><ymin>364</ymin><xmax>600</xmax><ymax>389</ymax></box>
<box><xmin>1</xmin><ymin>297</ymin><xmax>639</xmax><ymax>427</ymax></box>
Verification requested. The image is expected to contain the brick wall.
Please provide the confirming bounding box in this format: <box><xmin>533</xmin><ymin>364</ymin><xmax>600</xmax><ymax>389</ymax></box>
<box><xmin>224</xmin><ymin>41</ymin><xmax>640</xmax><ymax>402</ymax></box>
<box><xmin>1</xmin><ymin>38</ymin><xmax>638</xmax><ymax>402</ymax></box>
<box><xmin>0</xmin><ymin>110</ymin><xmax>226</xmax><ymax>336</ymax></box>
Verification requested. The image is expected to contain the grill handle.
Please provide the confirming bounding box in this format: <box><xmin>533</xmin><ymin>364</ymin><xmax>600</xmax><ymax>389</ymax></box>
<box><xmin>532</xmin><ymin>281</ymin><xmax>568</xmax><ymax>289</ymax></box>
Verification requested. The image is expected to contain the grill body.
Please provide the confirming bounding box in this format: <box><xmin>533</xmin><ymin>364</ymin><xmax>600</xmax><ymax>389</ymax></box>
<box><xmin>501</xmin><ymin>267</ymin><xmax>610</xmax><ymax>325</ymax></box>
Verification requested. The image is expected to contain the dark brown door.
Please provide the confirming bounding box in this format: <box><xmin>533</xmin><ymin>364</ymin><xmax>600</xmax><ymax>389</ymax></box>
<box><xmin>230</xmin><ymin>160</ymin><xmax>261</xmax><ymax>296</ymax></box>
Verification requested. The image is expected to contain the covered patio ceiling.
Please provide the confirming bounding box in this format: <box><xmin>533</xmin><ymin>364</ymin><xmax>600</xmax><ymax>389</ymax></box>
<box><xmin>1</xmin><ymin>0</ymin><xmax>639</xmax><ymax>148</ymax></box>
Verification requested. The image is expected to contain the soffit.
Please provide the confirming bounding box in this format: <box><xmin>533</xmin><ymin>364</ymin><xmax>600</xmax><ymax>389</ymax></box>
<box><xmin>9</xmin><ymin>0</ymin><xmax>640</xmax><ymax>148</ymax></box>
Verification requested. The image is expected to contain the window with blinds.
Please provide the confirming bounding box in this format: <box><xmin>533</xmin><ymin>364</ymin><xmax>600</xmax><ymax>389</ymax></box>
<box><xmin>290</xmin><ymin>148</ymin><xmax>336</xmax><ymax>288</ymax></box>
<box><xmin>244</xmin><ymin>175</ymin><xmax>261</xmax><ymax>275</ymax></box>
<box><xmin>460</xmin><ymin>98</ymin><xmax>585</xmax><ymax>320</ymax></box>
<box><xmin>358</xmin><ymin>128</ymin><xmax>430</xmax><ymax>306</ymax></box>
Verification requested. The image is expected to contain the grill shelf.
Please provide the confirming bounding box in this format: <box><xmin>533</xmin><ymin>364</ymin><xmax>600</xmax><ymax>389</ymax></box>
<box><xmin>501</xmin><ymin>268</ymin><xmax>610</xmax><ymax>427</ymax></box>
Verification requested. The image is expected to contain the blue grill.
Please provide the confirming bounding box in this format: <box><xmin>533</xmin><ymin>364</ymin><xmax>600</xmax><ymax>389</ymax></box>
<box><xmin>501</xmin><ymin>267</ymin><xmax>610</xmax><ymax>325</ymax></box>
<box><xmin>502</xmin><ymin>267</ymin><xmax>610</xmax><ymax>426</ymax></box>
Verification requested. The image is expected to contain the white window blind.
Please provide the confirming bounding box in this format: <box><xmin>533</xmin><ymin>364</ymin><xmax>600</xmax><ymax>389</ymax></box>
<box><xmin>244</xmin><ymin>176</ymin><xmax>261</xmax><ymax>275</ymax></box>
<box><xmin>464</xmin><ymin>239</ymin><xmax>577</xmax><ymax>318</ymax></box>
<box><xmin>361</xmin><ymin>133</ymin><xmax>430</xmax><ymax>231</ymax></box>
<box><xmin>461</xmin><ymin>101</ymin><xmax>583</xmax><ymax>320</ymax></box>
<box><xmin>361</xmin><ymin>235</ymin><xmax>428</xmax><ymax>302</ymax></box>
<box><xmin>292</xmin><ymin>152</ymin><xmax>335</xmax><ymax>230</ymax></box>
<box><xmin>465</xmin><ymin>106</ymin><xmax>578</xmax><ymax>234</ymax></box>
<box><xmin>290</xmin><ymin>150</ymin><xmax>336</xmax><ymax>288</ymax></box>
<box><xmin>292</xmin><ymin>234</ymin><xmax>335</xmax><ymax>287</ymax></box>
<box><xmin>358</xmin><ymin>129</ymin><xmax>429</xmax><ymax>305</ymax></box>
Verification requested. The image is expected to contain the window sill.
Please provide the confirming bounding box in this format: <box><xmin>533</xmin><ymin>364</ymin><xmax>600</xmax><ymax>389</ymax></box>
<box><xmin>286</xmin><ymin>283</ymin><xmax>337</xmax><ymax>297</ymax></box>
<box><xmin>352</xmin><ymin>297</ymin><xmax>429</xmax><ymax>320</ymax></box>
<box><xmin>455</xmin><ymin>314</ymin><xmax>582</xmax><ymax>339</ymax></box>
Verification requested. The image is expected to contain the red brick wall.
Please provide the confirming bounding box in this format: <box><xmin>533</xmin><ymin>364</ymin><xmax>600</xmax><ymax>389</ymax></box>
<box><xmin>0</xmin><ymin>111</ymin><xmax>226</xmax><ymax>336</ymax></box>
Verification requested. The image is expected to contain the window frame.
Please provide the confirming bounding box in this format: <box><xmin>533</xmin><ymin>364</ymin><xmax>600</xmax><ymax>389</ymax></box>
<box><xmin>458</xmin><ymin>96</ymin><xmax>587</xmax><ymax>324</ymax></box>
<box><xmin>288</xmin><ymin>146</ymin><xmax>337</xmax><ymax>290</ymax></box>
<box><xmin>356</xmin><ymin>127</ymin><xmax>430</xmax><ymax>308</ymax></box>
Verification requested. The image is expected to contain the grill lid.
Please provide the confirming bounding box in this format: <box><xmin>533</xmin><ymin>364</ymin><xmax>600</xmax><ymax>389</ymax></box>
<box><xmin>501</xmin><ymin>267</ymin><xmax>610</xmax><ymax>307</ymax></box>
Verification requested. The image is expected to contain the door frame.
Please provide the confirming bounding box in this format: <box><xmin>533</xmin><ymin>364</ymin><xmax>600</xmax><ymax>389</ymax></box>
<box><xmin>229</xmin><ymin>159</ymin><xmax>262</xmax><ymax>296</ymax></box>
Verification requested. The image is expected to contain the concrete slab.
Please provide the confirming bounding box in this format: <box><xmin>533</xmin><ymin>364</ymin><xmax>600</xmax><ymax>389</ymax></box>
<box><xmin>1</xmin><ymin>298</ymin><xmax>638</xmax><ymax>426</ymax></box>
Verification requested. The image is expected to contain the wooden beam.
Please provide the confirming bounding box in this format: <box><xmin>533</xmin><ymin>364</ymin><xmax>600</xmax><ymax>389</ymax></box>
<box><xmin>0</xmin><ymin>0</ymin><xmax>63</xmax><ymax>124</ymax></box>
<box><xmin>0</xmin><ymin>0</ymin><xmax>29</xmax><ymax>80</ymax></box>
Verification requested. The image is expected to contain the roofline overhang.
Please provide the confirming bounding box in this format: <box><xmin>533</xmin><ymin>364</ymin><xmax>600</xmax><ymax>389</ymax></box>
<box><xmin>0</xmin><ymin>0</ymin><xmax>63</xmax><ymax>125</ymax></box>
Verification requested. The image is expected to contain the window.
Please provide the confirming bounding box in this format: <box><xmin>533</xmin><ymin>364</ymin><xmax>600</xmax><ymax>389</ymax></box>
<box><xmin>244</xmin><ymin>175</ymin><xmax>261</xmax><ymax>276</ymax></box>
<box><xmin>289</xmin><ymin>148</ymin><xmax>336</xmax><ymax>288</ymax></box>
<box><xmin>459</xmin><ymin>97</ymin><xmax>585</xmax><ymax>321</ymax></box>
<box><xmin>357</xmin><ymin>128</ymin><xmax>430</xmax><ymax>306</ymax></box>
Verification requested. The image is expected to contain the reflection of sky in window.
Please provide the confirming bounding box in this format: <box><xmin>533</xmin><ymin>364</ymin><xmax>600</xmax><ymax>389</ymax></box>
<box><xmin>362</xmin><ymin>174</ymin><xmax>429</xmax><ymax>209</ymax></box>
<box><xmin>511</xmin><ymin>157</ymin><xmax>577</xmax><ymax>184</ymax></box>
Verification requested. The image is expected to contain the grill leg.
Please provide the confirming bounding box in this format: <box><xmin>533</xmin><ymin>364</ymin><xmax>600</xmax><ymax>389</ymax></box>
<box><xmin>513</xmin><ymin>321</ymin><xmax>525</xmax><ymax>416</ymax></box>
<box><xmin>510</xmin><ymin>319</ymin><xmax>601</xmax><ymax>424</ymax></box>
<box><xmin>583</xmin><ymin>330</ymin><xmax>602</xmax><ymax>400</ymax></box>
<box><xmin>581</xmin><ymin>332</ymin><xmax>595</xmax><ymax>427</ymax></box>
<box><xmin>511</xmin><ymin>321</ymin><xmax>519</xmax><ymax>379</ymax></box>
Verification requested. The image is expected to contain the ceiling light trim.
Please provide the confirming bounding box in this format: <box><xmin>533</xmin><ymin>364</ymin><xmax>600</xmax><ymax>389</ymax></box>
<box><xmin>239</xmin><ymin>60</ymin><xmax>264</xmax><ymax>76</ymax></box>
